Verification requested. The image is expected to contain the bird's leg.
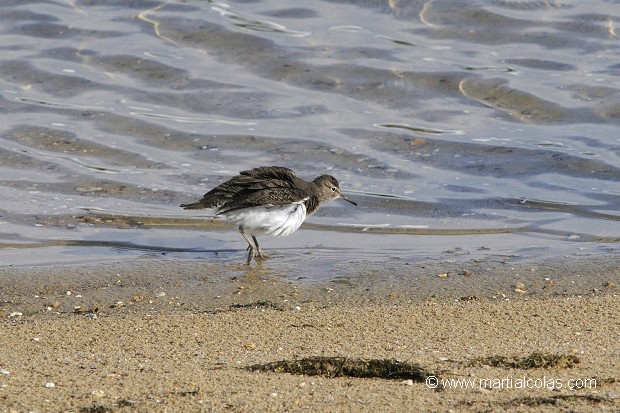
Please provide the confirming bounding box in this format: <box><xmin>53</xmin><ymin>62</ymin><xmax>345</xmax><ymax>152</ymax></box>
<box><xmin>252</xmin><ymin>236</ymin><xmax>267</xmax><ymax>260</ymax></box>
<box><xmin>239</xmin><ymin>226</ymin><xmax>256</xmax><ymax>264</ymax></box>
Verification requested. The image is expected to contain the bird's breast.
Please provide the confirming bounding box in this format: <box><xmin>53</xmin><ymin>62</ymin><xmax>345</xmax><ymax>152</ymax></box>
<box><xmin>221</xmin><ymin>202</ymin><xmax>308</xmax><ymax>237</ymax></box>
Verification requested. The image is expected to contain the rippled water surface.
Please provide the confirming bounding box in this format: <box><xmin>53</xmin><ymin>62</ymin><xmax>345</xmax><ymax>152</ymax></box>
<box><xmin>1</xmin><ymin>0</ymin><xmax>619</xmax><ymax>272</ymax></box>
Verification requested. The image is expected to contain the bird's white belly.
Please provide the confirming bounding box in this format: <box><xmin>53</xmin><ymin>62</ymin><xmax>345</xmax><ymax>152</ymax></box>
<box><xmin>221</xmin><ymin>202</ymin><xmax>307</xmax><ymax>237</ymax></box>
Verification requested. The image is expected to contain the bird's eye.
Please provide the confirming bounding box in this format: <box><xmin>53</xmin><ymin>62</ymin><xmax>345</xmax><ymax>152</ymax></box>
<box><xmin>331</xmin><ymin>186</ymin><xmax>337</xmax><ymax>192</ymax></box>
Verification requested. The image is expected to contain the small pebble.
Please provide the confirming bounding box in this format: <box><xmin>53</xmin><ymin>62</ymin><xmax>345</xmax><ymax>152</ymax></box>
<box><xmin>437</xmin><ymin>273</ymin><xmax>449</xmax><ymax>278</ymax></box>
<box><xmin>401</xmin><ymin>379</ymin><xmax>414</xmax><ymax>386</ymax></box>
<box><xmin>45</xmin><ymin>382</ymin><xmax>55</xmax><ymax>388</ymax></box>
<box><xmin>0</xmin><ymin>369</ymin><xmax>10</xmax><ymax>375</ymax></box>
<box><xmin>9</xmin><ymin>312</ymin><xmax>22</xmax><ymax>318</ymax></box>
<box><xmin>155</xmin><ymin>292</ymin><xmax>166</xmax><ymax>298</ymax></box>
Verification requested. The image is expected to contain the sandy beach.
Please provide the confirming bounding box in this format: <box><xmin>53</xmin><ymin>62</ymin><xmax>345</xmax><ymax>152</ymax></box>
<box><xmin>1</xmin><ymin>259</ymin><xmax>618</xmax><ymax>412</ymax></box>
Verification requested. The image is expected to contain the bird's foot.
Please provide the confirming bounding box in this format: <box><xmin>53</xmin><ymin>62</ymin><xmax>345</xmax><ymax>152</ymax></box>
<box><xmin>245</xmin><ymin>246</ymin><xmax>268</xmax><ymax>264</ymax></box>
<box><xmin>245</xmin><ymin>248</ymin><xmax>254</xmax><ymax>265</ymax></box>
<box><xmin>256</xmin><ymin>249</ymin><xmax>268</xmax><ymax>261</ymax></box>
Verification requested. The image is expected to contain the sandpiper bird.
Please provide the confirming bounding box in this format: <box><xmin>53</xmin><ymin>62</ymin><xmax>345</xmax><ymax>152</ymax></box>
<box><xmin>180</xmin><ymin>166</ymin><xmax>357</xmax><ymax>264</ymax></box>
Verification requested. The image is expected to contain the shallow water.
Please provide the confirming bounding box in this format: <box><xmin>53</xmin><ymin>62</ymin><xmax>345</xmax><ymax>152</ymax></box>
<box><xmin>1</xmin><ymin>0</ymin><xmax>619</xmax><ymax>272</ymax></box>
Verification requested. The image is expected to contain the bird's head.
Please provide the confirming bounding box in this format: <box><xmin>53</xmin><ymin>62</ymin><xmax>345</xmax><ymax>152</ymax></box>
<box><xmin>313</xmin><ymin>175</ymin><xmax>357</xmax><ymax>205</ymax></box>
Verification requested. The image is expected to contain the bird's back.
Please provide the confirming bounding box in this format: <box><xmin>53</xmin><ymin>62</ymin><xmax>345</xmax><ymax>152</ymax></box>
<box><xmin>180</xmin><ymin>166</ymin><xmax>311</xmax><ymax>213</ymax></box>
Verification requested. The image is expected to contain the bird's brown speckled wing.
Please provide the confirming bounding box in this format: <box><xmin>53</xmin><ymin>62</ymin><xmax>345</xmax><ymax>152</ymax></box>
<box><xmin>180</xmin><ymin>166</ymin><xmax>311</xmax><ymax>212</ymax></box>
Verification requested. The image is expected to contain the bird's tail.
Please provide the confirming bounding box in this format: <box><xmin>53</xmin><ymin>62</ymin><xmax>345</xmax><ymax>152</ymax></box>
<box><xmin>180</xmin><ymin>201</ymin><xmax>206</xmax><ymax>210</ymax></box>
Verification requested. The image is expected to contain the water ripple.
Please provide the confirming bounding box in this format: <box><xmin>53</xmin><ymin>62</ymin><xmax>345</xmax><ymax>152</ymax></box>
<box><xmin>0</xmin><ymin>0</ymin><xmax>619</xmax><ymax>267</ymax></box>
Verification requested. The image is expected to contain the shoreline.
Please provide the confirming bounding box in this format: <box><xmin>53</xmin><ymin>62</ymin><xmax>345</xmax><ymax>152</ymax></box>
<box><xmin>1</xmin><ymin>254</ymin><xmax>618</xmax><ymax>316</ymax></box>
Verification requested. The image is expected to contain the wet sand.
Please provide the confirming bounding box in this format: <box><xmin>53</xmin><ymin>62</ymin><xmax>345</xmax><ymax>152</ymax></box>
<box><xmin>1</xmin><ymin>259</ymin><xmax>618</xmax><ymax>412</ymax></box>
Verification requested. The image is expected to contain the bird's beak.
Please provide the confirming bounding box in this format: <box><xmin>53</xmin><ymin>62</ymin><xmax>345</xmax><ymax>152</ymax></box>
<box><xmin>340</xmin><ymin>194</ymin><xmax>357</xmax><ymax>206</ymax></box>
